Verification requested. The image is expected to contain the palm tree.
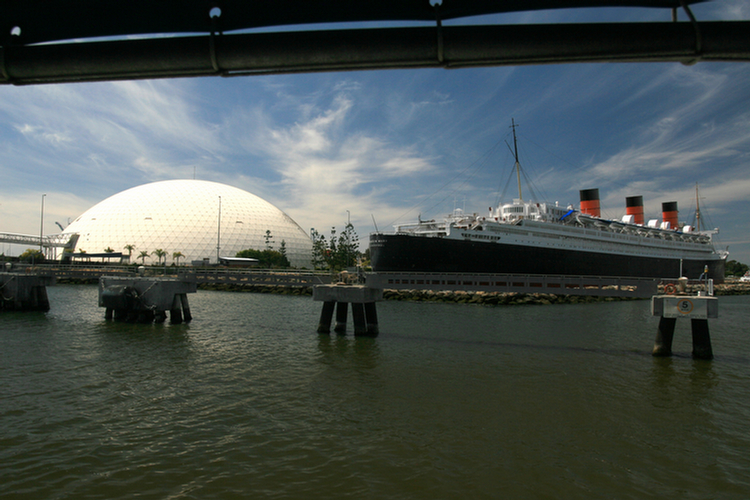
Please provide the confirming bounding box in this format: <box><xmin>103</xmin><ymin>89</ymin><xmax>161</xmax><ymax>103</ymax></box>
<box><xmin>139</xmin><ymin>250</ymin><xmax>150</xmax><ymax>265</ymax></box>
<box><xmin>172</xmin><ymin>251</ymin><xmax>184</xmax><ymax>266</ymax></box>
<box><xmin>152</xmin><ymin>248</ymin><xmax>167</xmax><ymax>265</ymax></box>
<box><xmin>104</xmin><ymin>246</ymin><xmax>115</xmax><ymax>264</ymax></box>
<box><xmin>124</xmin><ymin>244</ymin><xmax>136</xmax><ymax>262</ymax></box>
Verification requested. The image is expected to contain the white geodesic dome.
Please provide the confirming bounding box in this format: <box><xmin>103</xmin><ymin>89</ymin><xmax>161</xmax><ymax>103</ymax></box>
<box><xmin>62</xmin><ymin>179</ymin><xmax>312</xmax><ymax>267</ymax></box>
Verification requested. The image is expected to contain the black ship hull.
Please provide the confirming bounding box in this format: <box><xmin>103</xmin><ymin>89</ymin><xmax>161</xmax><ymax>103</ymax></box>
<box><xmin>369</xmin><ymin>233</ymin><xmax>725</xmax><ymax>283</ymax></box>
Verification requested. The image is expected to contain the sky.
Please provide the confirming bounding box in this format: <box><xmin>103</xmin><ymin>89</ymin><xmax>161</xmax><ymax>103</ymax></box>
<box><xmin>1</xmin><ymin>1</ymin><xmax>750</xmax><ymax>264</ymax></box>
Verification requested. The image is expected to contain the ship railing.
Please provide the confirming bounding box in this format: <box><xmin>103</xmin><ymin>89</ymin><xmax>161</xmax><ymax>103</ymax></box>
<box><xmin>366</xmin><ymin>272</ymin><xmax>658</xmax><ymax>298</ymax></box>
<box><xmin>658</xmin><ymin>278</ymin><xmax>714</xmax><ymax>296</ymax></box>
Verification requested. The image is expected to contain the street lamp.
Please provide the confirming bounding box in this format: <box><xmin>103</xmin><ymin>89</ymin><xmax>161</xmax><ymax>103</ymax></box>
<box><xmin>216</xmin><ymin>195</ymin><xmax>221</xmax><ymax>263</ymax></box>
<box><xmin>39</xmin><ymin>194</ymin><xmax>46</xmax><ymax>256</ymax></box>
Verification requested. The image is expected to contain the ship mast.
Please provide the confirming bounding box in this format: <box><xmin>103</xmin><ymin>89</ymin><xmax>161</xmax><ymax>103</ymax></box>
<box><xmin>695</xmin><ymin>182</ymin><xmax>701</xmax><ymax>231</ymax></box>
<box><xmin>511</xmin><ymin>118</ymin><xmax>522</xmax><ymax>201</ymax></box>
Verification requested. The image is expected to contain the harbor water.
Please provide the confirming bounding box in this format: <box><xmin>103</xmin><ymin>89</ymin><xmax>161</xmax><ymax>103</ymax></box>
<box><xmin>2</xmin><ymin>285</ymin><xmax>749</xmax><ymax>499</ymax></box>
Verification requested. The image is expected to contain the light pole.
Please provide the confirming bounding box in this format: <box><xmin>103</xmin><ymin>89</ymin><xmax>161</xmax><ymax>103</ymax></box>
<box><xmin>216</xmin><ymin>195</ymin><xmax>221</xmax><ymax>263</ymax></box>
<box><xmin>39</xmin><ymin>194</ymin><xmax>46</xmax><ymax>257</ymax></box>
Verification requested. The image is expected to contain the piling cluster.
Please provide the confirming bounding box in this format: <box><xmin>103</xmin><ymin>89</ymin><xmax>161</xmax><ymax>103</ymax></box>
<box><xmin>99</xmin><ymin>276</ymin><xmax>196</xmax><ymax>324</ymax></box>
<box><xmin>313</xmin><ymin>285</ymin><xmax>382</xmax><ymax>336</ymax></box>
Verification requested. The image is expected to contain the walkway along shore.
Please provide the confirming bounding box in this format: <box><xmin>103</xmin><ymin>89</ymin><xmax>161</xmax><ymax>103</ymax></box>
<box><xmin>193</xmin><ymin>281</ymin><xmax>750</xmax><ymax>306</ymax></box>
<box><xmin>17</xmin><ymin>263</ymin><xmax>750</xmax><ymax>307</ymax></box>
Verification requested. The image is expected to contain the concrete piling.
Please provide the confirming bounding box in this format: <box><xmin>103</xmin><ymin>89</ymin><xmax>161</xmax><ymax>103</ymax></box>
<box><xmin>317</xmin><ymin>301</ymin><xmax>335</xmax><ymax>333</ymax></box>
<box><xmin>364</xmin><ymin>302</ymin><xmax>379</xmax><ymax>336</ymax></box>
<box><xmin>651</xmin><ymin>294</ymin><xmax>717</xmax><ymax>360</ymax></box>
<box><xmin>313</xmin><ymin>285</ymin><xmax>383</xmax><ymax>337</ymax></box>
<box><xmin>335</xmin><ymin>301</ymin><xmax>348</xmax><ymax>334</ymax></box>
<box><xmin>652</xmin><ymin>317</ymin><xmax>676</xmax><ymax>357</ymax></box>
<box><xmin>99</xmin><ymin>276</ymin><xmax>197</xmax><ymax>324</ymax></box>
<box><xmin>691</xmin><ymin>318</ymin><xmax>713</xmax><ymax>360</ymax></box>
<box><xmin>0</xmin><ymin>273</ymin><xmax>55</xmax><ymax>312</ymax></box>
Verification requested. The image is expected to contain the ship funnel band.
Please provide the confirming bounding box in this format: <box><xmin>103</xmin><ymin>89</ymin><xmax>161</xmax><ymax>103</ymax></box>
<box><xmin>579</xmin><ymin>188</ymin><xmax>600</xmax><ymax>217</ymax></box>
<box><xmin>662</xmin><ymin>201</ymin><xmax>678</xmax><ymax>230</ymax></box>
<box><xmin>626</xmin><ymin>195</ymin><xmax>644</xmax><ymax>225</ymax></box>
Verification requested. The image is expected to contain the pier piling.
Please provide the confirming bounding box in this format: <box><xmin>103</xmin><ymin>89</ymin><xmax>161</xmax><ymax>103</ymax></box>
<box><xmin>317</xmin><ymin>301</ymin><xmax>336</xmax><ymax>333</ymax></box>
<box><xmin>335</xmin><ymin>301</ymin><xmax>348</xmax><ymax>334</ymax></box>
<box><xmin>652</xmin><ymin>317</ymin><xmax>676</xmax><ymax>357</ymax></box>
<box><xmin>651</xmin><ymin>294</ymin><xmax>717</xmax><ymax>360</ymax></box>
<box><xmin>99</xmin><ymin>276</ymin><xmax>197</xmax><ymax>324</ymax></box>
<box><xmin>313</xmin><ymin>285</ymin><xmax>383</xmax><ymax>337</ymax></box>
<box><xmin>0</xmin><ymin>272</ymin><xmax>55</xmax><ymax>312</ymax></box>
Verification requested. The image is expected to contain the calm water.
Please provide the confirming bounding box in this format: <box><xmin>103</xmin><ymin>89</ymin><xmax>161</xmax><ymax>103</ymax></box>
<box><xmin>2</xmin><ymin>285</ymin><xmax>749</xmax><ymax>499</ymax></box>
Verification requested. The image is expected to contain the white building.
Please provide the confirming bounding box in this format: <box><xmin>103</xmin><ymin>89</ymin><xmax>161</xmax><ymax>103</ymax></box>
<box><xmin>62</xmin><ymin>179</ymin><xmax>312</xmax><ymax>268</ymax></box>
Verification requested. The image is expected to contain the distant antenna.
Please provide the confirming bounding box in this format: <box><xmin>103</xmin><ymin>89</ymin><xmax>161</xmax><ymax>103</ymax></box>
<box><xmin>511</xmin><ymin>118</ymin><xmax>522</xmax><ymax>201</ymax></box>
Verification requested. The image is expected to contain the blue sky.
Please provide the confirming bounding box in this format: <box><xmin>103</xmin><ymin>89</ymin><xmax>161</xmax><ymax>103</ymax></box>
<box><xmin>1</xmin><ymin>1</ymin><xmax>749</xmax><ymax>264</ymax></box>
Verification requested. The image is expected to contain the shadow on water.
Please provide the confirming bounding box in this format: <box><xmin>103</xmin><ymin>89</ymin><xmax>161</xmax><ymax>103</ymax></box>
<box><xmin>316</xmin><ymin>334</ymin><xmax>381</xmax><ymax>371</ymax></box>
<box><xmin>383</xmin><ymin>330</ymin><xmax>750</xmax><ymax>364</ymax></box>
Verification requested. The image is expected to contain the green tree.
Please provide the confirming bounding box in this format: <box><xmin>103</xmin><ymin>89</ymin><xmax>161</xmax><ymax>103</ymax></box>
<box><xmin>336</xmin><ymin>222</ymin><xmax>359</xmax><ymax>269</ymax></box>
<box><xmin>19</xmin><ymin>248</ymin><xmax>45</xmax><ymax>263</ymax></box>
<box><xmin>172</xmin><ymin>251</ymin><xmax>185</xmax><ymax>266</ymax></box>
<box><xmin>123</xmin><ymin>244</ymin><xmax>136</xmax><ymax>261</ymax></box>
<box><xmin>310</xmin><ymin>228</ymin><xmax>329</xmax><ymax>270</ymax></box>
<box><xmin>279</xmin><ymin>240</ymin><xmax>287</xmax><ymax>260</ymax></box>
<box><xmin>138</xmin><ymin>250</ymin><xmax>150</xmax><ymax>265</ymax></box>
<box><xmin>103</xmin><ymin>247</ymin><xmax>115</xmax><ymax>264</ymax></box>
<box><xmin>236</xmin><ymin>248</ymin><xmax>290</xmax><ymax>268</ymax></box>
<box><xmin>152</xmin><ymin>249</ymin><xmax>167</xmax><ymax>265</ymax></box>
<box><xmin>725</xmin><ymin>260</ymin><xmax>749</xmax><ymax>277</ymax></box>
<box><xmin>264</xmin><ymin>229</ymin><xmax>274</xmax><ymax>250</ymax></box>
<box><xmin>309</xmin><ymin>221</ymin><xmax>360</xmax><ymax>271</ymax></box>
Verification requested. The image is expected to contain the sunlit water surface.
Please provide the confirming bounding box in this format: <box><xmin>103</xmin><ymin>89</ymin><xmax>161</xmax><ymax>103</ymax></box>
<box><xmin>2</xmin><ymin>285</ymin><xmax>749</xmax><ymax>499</ymax></box>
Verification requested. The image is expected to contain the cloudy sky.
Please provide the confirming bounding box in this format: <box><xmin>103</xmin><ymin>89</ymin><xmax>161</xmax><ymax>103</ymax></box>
<box><xmin>2</xmin><ymin>1</ymin><xmax>749</xmax><ymax>264</ymax></box>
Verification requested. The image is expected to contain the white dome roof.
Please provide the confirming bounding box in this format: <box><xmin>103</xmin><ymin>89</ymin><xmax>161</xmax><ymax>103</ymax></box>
<box><xmin>63</xmin><ymin>180</ymin><xmax>312</xmax><ymax>268</ymax></box>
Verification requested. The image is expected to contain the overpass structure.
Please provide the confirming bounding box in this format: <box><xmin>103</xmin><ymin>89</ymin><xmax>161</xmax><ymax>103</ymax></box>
<box><xmin>1</xmin><ymin>1</ymin><xmax>748</xmax><ymax>86</ymax></box>
<box><xmin>0</xmin><ymin>232</ymin><xmax>78</xmax><ymax>260</ymax></box>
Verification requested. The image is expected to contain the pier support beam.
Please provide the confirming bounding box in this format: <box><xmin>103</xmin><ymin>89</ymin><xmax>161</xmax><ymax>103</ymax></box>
<box><xmin>313</xmin><ymin>285</ymin><xmax>383</xmax><ymax>337</ymax></box>
<box><xmin>651</xmin><ymin>295</ymin><xmax>717</xmax><ymax>360</ymax></box>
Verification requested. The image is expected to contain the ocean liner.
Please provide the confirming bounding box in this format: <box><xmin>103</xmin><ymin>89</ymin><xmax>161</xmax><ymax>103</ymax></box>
<box><xmin>369</xmin><ymin>123</ymin><xmax>727</xmax><ymax>282</ymax></box>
